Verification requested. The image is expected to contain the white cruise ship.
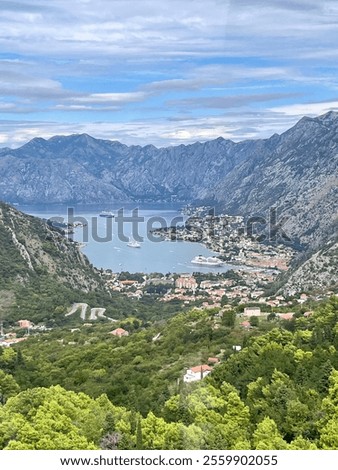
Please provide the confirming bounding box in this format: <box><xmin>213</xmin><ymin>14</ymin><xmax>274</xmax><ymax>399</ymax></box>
<box><xmin>191</xmin><ymin>255</ymin><xmax>223</xmax><ymax>266</ymax></box>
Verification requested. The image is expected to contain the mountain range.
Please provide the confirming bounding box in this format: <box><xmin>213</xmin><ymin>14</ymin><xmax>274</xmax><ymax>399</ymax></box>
<box><xmin>0</xmin><ymin>111</ymin><xmax>337</xmax><ymax>250</ymax></box>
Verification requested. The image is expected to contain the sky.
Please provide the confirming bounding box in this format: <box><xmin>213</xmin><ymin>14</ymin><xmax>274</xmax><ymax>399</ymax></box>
<box><xmin>1</xmin><ymin>0</ymin><xmax>338</xmax><ymax>148</ymax></box>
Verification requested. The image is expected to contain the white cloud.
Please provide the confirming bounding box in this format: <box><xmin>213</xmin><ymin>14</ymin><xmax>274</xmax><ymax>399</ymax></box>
<box><xmin>270</xmin><ymin>101</ymin><xmax>338</xmax><ymax>117</ymax></box>
<box><xmin>167</xmin><ymin>92</ymin><xmax>301</xmax><ymax>110</ymax></box>
<box><xmin>0</xmin><ymin>0</ymin><xmax>338</xmax><ymax>148</ymax></box>
<box><xmin>70</xmin><ymin>92</ymin><xmax>148</xmax><ymax>105</ymax></box>
<box><xmin>0</xmin><ymin>108</ymin><xmax>305</xmax><ymax>149</ymax></box>
<box><xmin>0</xmin><ymin>0</ymin><xmax>232</xmax><ymax>58</ymax></box>
<box><xmin>0</xmin><ymin>0</ymin><xmax>336</xmax><ymax>64</ymax></box>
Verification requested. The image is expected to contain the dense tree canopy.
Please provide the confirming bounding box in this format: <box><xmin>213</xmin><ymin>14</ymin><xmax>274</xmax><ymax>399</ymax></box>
<box><xmin>0</xmin><ymin>297</ymin><xmax>337</xmax><ymax>449</ymax></box>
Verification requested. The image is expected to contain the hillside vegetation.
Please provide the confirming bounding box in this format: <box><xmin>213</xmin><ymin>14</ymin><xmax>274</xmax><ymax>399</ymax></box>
<box><xmin>0</xmin><ymin>297</ymin><xmax>337</xmax><ymax>449</ymax></box>
<box><xmin>0</xmin><ymin>202</ymin><xmax>183</xmax><ymax>325</ymax></box>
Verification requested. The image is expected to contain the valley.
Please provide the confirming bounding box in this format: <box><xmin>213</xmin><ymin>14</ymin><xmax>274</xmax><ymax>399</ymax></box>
<box><xmin>1</xmin><ymin>0</ymin><xmax>338</xmax><ymax>455</ymax></box>
<box><xmin>0</xmin><ymin>112</ymin><xmax>337</xmax><ymax>450</ymax></box>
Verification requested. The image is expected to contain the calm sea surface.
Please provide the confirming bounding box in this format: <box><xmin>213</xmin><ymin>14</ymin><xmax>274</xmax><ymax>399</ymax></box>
<box><xmin>19</xmin><ymin>203</ymin><xmax>235</xmax><ymax>274</ymax></box>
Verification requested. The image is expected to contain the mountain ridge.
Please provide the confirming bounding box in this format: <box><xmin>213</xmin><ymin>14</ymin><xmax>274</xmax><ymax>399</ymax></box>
<box><xmin>0</xmin><ymin>111</ymin><xmax>337</xmax><ymax>252</ymax></box>
<box><xmin>211</xmin><ymin>111</ymin><xmax>338</xmax><ymax>249</ymax></box>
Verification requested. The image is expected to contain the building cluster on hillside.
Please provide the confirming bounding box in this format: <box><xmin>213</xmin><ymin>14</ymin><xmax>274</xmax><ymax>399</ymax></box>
<box><xmin>0</xmin><ymin>319</ymin><xmax>50</xmax><ymax>348</ymax></box>
<box><xmin>104</xmin><ymin>274</ymin><xmax>146</xmax><ymax>299</ymax></box>
<box><xmin>0</xmin><ymin>335</ymin><xmax>28</xmax><ymax>347</ymax></box>
<box><xmin>159</xmin><ymin>270</ymin><xmax>285</xmax><ymax>307</ymax></box>
<box><xmin>239</xmin><ymin>307</ymin><xmax>314</xmax><ymax>329</ymax></box>
<box><xmin>183</xmin><ymin>364</ymin><xmax>213</xmax><ymax>383</ymax></box>
<box><xmin>151</xmin><ymin>209</ymin><xmax>295</xmax><ymax>271</ymax></box>
<box><xmin>101</xmin><ymin>267</ymin><xmax>334</xmax><ymax>314</ymax></box>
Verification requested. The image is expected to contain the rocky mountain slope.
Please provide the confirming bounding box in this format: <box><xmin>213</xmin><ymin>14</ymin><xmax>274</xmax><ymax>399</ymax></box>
<box><xmin>282</xmin><ymin>235</ymin><xmax>338</xmax><ymax>295</ymax></box>
<box><xmin>211</xmin><ymin>112</ymin><xmax>338</xmax><ymax>250</ymax></box>
<box><xmin>0</xmin><ymin>202</ymin><xmax>101</xmax><ymax>292</ymax></box>
<box><xmin>0</xmin><ymin>134</ymin><xmax>251</xmax><ymax>204</ymax></box>
<box><xmin>0</xmin><ymin>112</ymin><xmax>337</xmax><ymax>252</ymax></box>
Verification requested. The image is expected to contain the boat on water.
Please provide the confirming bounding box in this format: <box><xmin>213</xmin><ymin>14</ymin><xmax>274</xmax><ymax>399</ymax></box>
<box><xmin>127</xmin><ymin>238</ymin><xmax>141</xmax><ymax>248</ymax></box>
<box><xmin>99</xmin><ymin>211</ymin><xmax>114</xmax><ymax>218</ymax></box>
<box><xmin>191</xmin><ymin>255</ymin><xmax>223</xmax><ymax>266</ymax></box>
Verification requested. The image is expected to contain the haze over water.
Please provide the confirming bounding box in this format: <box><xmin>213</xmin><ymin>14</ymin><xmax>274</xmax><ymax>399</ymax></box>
<box><xmin>19</xmin><ymin>203</ymin><xmax>234</xmax><ymax>274</ymax></box>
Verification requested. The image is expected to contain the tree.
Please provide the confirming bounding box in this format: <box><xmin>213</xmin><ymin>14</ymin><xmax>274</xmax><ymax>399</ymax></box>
<box><xmin>219</xmin><ymin>382</ymin><xmax>251</xmax><ymax>448</ymax></box>
<box><xmin>0</xmin><ymin>371</ymin><xmax>20</xmax><ymax>404</ymax></box>
<box><xmin>267</xmin><ymin>313</ymin><xmax>277</xmax><ymax>321</ymax></box>
<box><xmin>0</xmin><ymin>385</ymin><xmax>133</xmax><ymax>450</ymax></box>
<box><xmin>247</xmin><ymin>369</ymin><xmax>318</xmax><ymax>440</ymax></box>
<box><xmin>318</xmin><ymin>370</ymin><xmax>338</xmax><ymax>449</ymax></box>
<box><xmin>220</xmin><ymin>295</ymin><xmax>229</xmax><ymax>307</ymax></box>
<box><xmin>136</xmin><ymin>417</ymin><xmax>143</xmax><ymax>449</ymax></box>
<box><xmin>0</xmin><ymin>347</ymin><xmax>16</xmax><ymax>373</ymax></box>
<box><xmin>249</xmin><ymin>316</ymin><xmax>259</xmax><ymax>327</ymax></box>
<box><xmin>253</xmin><ymin>417</ymin><xmax>288</xmax><ymax>450</ymax></box>
<box><xmin>222</xmin><ymin>310</ymin><xmax>236</xmax><ymax>328</ymax></box>
<box><xmin>288</xmin><ymin>436</ymin><xmax>317</xmax><ymax>450</ymax></box>
<box><xmin>0</xmin><ymin>290</ymin><xmax>15</xmax><ymax>336</ymax></box>
<box><xmin>141</xmin><ymin>412</ymin><xmax>169</xmax><ymax>449</ymax></box>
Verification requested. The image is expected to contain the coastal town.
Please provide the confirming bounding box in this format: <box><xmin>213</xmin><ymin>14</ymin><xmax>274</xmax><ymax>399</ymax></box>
<box><xmin>103</xmin><ymin>269</ymin><xmax>323</xmax><ymax>310</ymax></box>
<box><xmin>1</xmin><ymin>206</ymin><xmax>336</xmax><ymax>354</ymax></box>
<box><xmin>102</xmin><ymin>205</ymin><xmax>299</xmax><ymax>307</ymax></box>
<box><xmin>2</xmin><ymin>264</ymin><xmax>331</xmax><ymax>351</ymax></box>
<box><xmin>151</xmin><ymin>206</ymin><xmax>295</xmax><ymax>271</ymax></box>
<box><xmin>101</xmin><ymin>196</ymin><xmax>337</xmax><ymax>316</ymax></box>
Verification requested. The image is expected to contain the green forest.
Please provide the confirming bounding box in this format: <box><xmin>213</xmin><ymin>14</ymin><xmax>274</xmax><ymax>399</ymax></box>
<box><xmin>1</xmin><ymin>296</ymin><xmax>338</xmax><ymax>450</ymax></box>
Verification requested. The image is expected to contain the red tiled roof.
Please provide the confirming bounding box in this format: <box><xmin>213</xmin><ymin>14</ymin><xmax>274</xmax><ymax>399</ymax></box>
<box><xmin>208</xmin><ymin>357</ymin><xmax>220</xmax><ymax>363</ymax></box>
<box><xmin>110</xmin><ymin>328</ymin><xmax>128</xmax><ymax>335</ymax></box>
<box><xmin>190</xmin><ymin>364</ymin><xmax>212</xmax><ymax>373</ymax></box>
<box><xmin>278</xmin><ymin>313</ymin><xmax>294</xmax><ymax>320</ymax></box>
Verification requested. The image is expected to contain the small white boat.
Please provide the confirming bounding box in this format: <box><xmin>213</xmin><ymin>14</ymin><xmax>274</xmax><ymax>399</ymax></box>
<box><xmin>127</xmin><ymin>238</ymin><xmax>141</xmax><ymax>248</ymax></box>
<box><xmin>99</xmin><ymin>211</ymin><xmax>114</xmax><ymax>218</ymax></box>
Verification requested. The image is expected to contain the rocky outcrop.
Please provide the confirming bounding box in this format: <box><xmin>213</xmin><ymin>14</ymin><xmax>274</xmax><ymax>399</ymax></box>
<box><xmin>282</xmin><ymin>236</ymin><xmax>338</xmax><ymax>295</ymax></box>
<box><xmin>0</xmin><ymin>202</ymin><xmax>101</xmax><ymax>292</ymax></box>
<box><xmin>210</xmin><ymin>112</ymin><xmax>338</xmax><ymax>250</ymax></box>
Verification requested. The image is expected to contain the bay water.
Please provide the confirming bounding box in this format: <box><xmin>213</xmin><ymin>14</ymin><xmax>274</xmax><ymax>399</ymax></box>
<box><xmin>18</xmin><ymin>203</ymin><xmax>234</xmax><ymax>274</ymax></box>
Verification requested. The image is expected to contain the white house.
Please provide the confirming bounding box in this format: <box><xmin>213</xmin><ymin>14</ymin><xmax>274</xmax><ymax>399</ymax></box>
<box><xmin>183</xmin><ymin>364</ymin><xmax>212</xmax><ymax>383</ymax></box>
<box><xmin>243</xmin><ymin>307</ymin><xmax>262</xmax><ymax>317</ymax></box>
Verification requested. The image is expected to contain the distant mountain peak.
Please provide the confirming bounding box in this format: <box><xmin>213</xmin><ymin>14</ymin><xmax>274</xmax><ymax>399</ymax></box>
<box><xmin>74</xmin><ymin>133</ymin><xmax>96</xmax><ymax>141</ymax></box>
<box><xmin>320</xmin><ymin>109</ymin><xmax>338</xmax><ymax>117</ymax></box>
<box><xmin>48</xmin><ymin>133</ymin><xmax>97</xmax><ymax>144</ymax></box>
<box><xmin>0</xmin><ymin>111</ymin><xmax>337</xmax><ymax>259</ymax></box>
<box><xmin>297</xmin><ymin>110</ymin><xmax>338</xmax><ymax>126</ymax></box>
<box><xmin>31</xmin><ymin>137</ymin><xmax>47</xmax><ymax>143</ymax></box>
<box><xmin>316</xmin><ymin>109</ymin><xmax>338</xmax><ymax>123</ymax></box>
